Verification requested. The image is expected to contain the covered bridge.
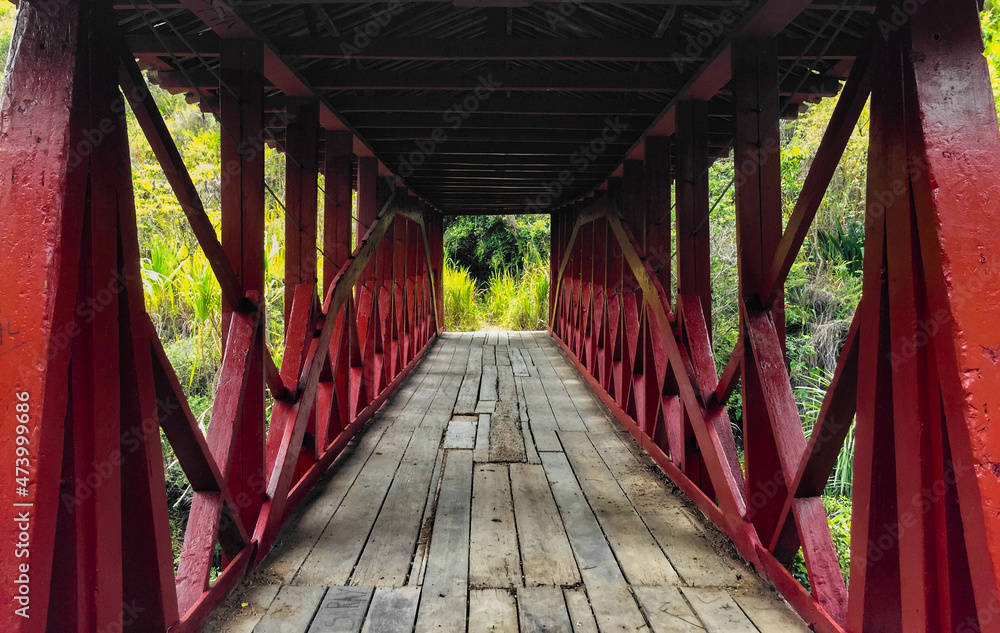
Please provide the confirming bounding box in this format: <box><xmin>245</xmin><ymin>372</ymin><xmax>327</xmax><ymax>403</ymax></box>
<box><xmin>1</xmin><ymin>0</ymin><xmax>998</xmax><ymax>632</ymax></box>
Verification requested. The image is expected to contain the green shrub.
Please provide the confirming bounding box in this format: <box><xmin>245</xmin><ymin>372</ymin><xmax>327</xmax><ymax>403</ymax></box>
<box><xmin>792</xmin><ymin>496</ymin><xmax>852</xmax><ymax>588</ymax></box>
<box><xmin>497</xmin><ymin>254</ymin><xmax>549</xmax><ymax>330</ymax></box>
<box><xmin>444</xmin><ymin>261</ymin><xmax>482</xmax><ymax>331</ymax></box>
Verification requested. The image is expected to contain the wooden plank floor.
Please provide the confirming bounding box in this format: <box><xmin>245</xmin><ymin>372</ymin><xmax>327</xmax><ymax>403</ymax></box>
<box><xmin>204</xmin><ymin>332</ymin><xmax>811</xmax><ymax>633</ymax></box>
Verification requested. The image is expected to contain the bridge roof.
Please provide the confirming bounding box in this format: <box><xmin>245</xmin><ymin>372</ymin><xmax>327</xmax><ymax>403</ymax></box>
<box><xmin>118</xmin><ymin>1</ymin><xmax>874</xmax><ymax>214</ymax></box>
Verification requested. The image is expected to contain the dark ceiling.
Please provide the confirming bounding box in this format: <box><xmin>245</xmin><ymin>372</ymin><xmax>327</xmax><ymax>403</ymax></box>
<box><xmin>117</xmin><ymin>0</ymin><xmax>874</xmax><ymax>215</ymax></box>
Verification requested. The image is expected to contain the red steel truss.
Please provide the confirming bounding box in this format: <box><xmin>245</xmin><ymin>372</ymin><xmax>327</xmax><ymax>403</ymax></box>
<box><xmin>550</xmin><ymin>3</ymin><xmax>1000</xmax><ymax>631</ymax></box>
<box><xmin>0</xmin><ymin>4</ymin><xmax>439</xmax><ymax>633</ymax></box>
<box><xmin>2</xmin><ymin>0</ymin><xmax>1000</xmax><ymax>632</ymax></box>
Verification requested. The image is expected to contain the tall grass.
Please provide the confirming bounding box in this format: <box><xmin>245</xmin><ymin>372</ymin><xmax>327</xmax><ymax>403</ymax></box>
<box><xmin>795</xmin><ymin>367</ymin><xmax>855</xmax><ymax>497</ymax></box>
<box><xmin>444</xmin><ymin>252</ymin><xmax>549</xmax><ymax>331</ymax></box>
<box><xmin>444</xmin><ymin>261</ymin><xmax>483</xmax><ymax>331</ymax></box>
<box><xmin>792</xmin><ymin>367</ymin><xmax>854</xmax><ymax>587</ymax></box>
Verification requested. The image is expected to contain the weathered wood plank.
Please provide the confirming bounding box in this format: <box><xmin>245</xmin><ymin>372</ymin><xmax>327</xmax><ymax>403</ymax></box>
<box><xmin>350</xmin><ymin>424</ymin><xmax>444</xmax><ymax>586</ymax></box>
<box><xmin>296</xmin><ymin>345</ymin><xmax>462</xmax><ymax>586</ymax></box>
<box><xmin>496</xmin><ymin>345</ymin><xmax>511</xmax><ymax>366</ymax></box>
<box><xmin>306</xmin><ymin>586</ymin><xmax>374</xmax><ymax>633</ymax></box>
<box><xmin>480</xmin><ymin>364</ymin><xmax>499</xmax><ymax>400</ymax></box>
<box><xmin>509</xmin><ymin>463</ymin><xmax>581</xmax><ymax>586</ymax></box>
<box><xmin>518</xmin><ymin>375</ymin><xmax>562</xmax><ymax>451</ymax></box>
<box><xmin>443</xmin><ymin>419</ymin><xmax>478</xmax><ymax>449</ymax></box>
<box><xmin>515</xmin><ymin>375</ymin><xmax>530</xmax><ymax>424</ymax></box>
<box><xmin>455</xmin><ymin>346</ymin><xmax>485</xmax><ymax>414</ymax></box>
<box><xmin>634</xmin><ymin>586</ymin><xmax>704</xmax><ymax>633</ymax></box>
<box><xmin>295</xmin><ymin>406</ymin><xmax>432</xmax><ymax>584</ymax></box>
<box><xmin>559</xmin><ymin>431</ymin><xmax>679</xmax><ymax>586</ymax></box>
<box><xmin>475</xmin><ymin>400</ymin><xmax>497</xmax><ymax>414</ymax></box>
<box><xmin>527</xmin><ymin>348</ymin><xmax>588</xmax><ymax>432</ymax></box>
<box><xmin>405</xmin><ymin>343</ymin><xmax>474</xmax><ymax>589</ymax></box>
<box><xmin>732</xmin><ymin>593</ymin><xmax>811</xmax><ymax>632</ymax></box>
<box><xmin>540</xmin><ymin>345</ymin><xmax>613</xmax><ymax>432</ymax></box>
<box><xmin>498</xmin><ymin>331</ymin><xmax>510</xmax><ymax>346</ymax></box>
<box><xmin>509</xmin><ymin>348</ymin><xmax>530</xmax><ymax>377</ymax></box>
<box><xmin>518</xmin><ymin>586</ymin><xmax>573</xmax><ymax>633</ymax></box>
<box><xmin>523</xmin><ymin>422</ymin><xmax>542</xmax><ymax>465</ymax></box>
<box><xmin>588</xmin><ymin>431</ymin><xmax>739</xmax><ymax>587</ymax></box>
<box><xmin>469</xmin><ymin>589</ymin><xmax>518</xmax><ymax>633</ymax></box>
<box><xmin>470</xmin><ymin>464</ymin><xmax>521</xmax><ymax>589</ymax></box>
<box><xmin>415</xmin><ymin>450</ymin><xmax>474</xmax><ymax>633</ymax></box>
<box><xmin>680</xmin><ymin>587</ymin><xmax>758</xmax><ymax>633</ymax></box>
<box><xmin>563</xmin><ymin>587</ymin><xmax>599</xmax><ymax>633</ymax></box>
<box><xmin>254</xmin><ymin>586</ymin><xmax>325</xmax><ymax>633</ymax></box>
<box><xmin>205</xmin><ymin>583</ymin><xmax>280</xmax><ymax>633</ymax></box>
<box><xmin>474</xmin><ymin>413</ymin><xmax>492</xmax><ymax>463</ymax></box>
<box><xmin>361</xmin><ymin>587</ymin><xmax>421</xmax><ymax>633</ymax></box>
<box><xmin>407</xmin><ymin>446</ymin><xmax>446</xmax><ymax>588</ymax></box>
<box><xmin>262</xmin><ymin>353</ymin><xmax>441</xmax><ymax>583</ymax></box>
<box><xmin>540</xmin><ymin>452</ymin><xmax>649</xmax><ymax>633</ymax></box>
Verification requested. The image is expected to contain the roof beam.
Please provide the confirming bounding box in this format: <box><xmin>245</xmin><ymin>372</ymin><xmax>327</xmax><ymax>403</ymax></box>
<box><xmin>126</xmin><ymin>34</ymin><xmax>862</xmax><ymax>62</ymax></box>
<box><xmin>154</xmin><ymin>69</ymin><xmax>683</xmax><ymax>93</ymax></box>
<box><xmin>155</xmin><ymin>68</ymin><xmax>840</xmax><ymax>96</ymax></box>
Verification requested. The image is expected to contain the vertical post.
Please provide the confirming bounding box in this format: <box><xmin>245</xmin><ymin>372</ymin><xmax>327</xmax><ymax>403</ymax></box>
<box><xmin>355</xmin><ymin>156</ymin><xmax>378</xmax><ymax>401</ymax></box>
<box><xmin>321</xmin><ymin>129</ymin><xmax>353</xmax><ymax>447</ymax></box>
<box><xmin>323</xmin><ymin>130</ymin><xmax>354</xmax><ymax>292</ymax></box>
<box><xmin>645</xmin><ymin>136</ymin><xmax>672</xmax><ymax>303</ymax></box>
<box><xmin>676</xmin><ymin>101</ymin><xmax>712</xmax><ymax>336</ymax></box>
<box><xmin>622</xmin><ymin>159</ymin><xmax>646</xmax><ymax>250</ymax></box>
<box><xmin>549</xmin><ymin>210</ymin><xmax>559</xmax><ymax>327</ymax></box>
<box><xmin>284</xmin><ymin>97</ymin><xmax>319</xmax><ymax>322</ymax></box>
<box><xmin>429</xmin><ymin>205</ymin><xmax>445</xmax><ymax>334</ymax></box>
<box><xmin>220</xmin><ymin>39</ymin><xmax>266</xmax><ymax>530</ymax></box>
<box><xmin>732</xmin><ymin>37</ymin><xmax>786</xmax><ymax>543</ymax></box>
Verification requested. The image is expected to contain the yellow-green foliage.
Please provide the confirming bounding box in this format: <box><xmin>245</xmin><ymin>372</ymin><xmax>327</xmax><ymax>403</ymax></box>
<box><xmin>445</xmin><ymin>253</ymin><xmax>550</xmax><ymax>332</ymax></box>
<box><xmin>0</xmin><ymin>5</ymin><xmax>13</xmax><ymax>86</ymax></box>
<box><xmin>444</xmin><ymin>261</ymin><xmax>482</xmax><ymax>331</ymax></box>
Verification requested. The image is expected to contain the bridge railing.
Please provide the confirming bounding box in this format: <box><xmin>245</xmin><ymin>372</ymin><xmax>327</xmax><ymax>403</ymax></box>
<box><xmin>549</xmin><ymin>5</ymin><xmax>1000</xmax><ymax>631</ymax></box>
<box><xmin>0</xmin><ymin>6</ymin><xmax>441</xmax><ymax>632</ymax></box>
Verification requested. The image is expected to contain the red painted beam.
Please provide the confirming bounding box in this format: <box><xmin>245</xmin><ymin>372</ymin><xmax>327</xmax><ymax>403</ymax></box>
<box><xmin>284</xmin><ymin>98</ymin><xmax>320</xmax><ymax>323</ymax></box>
<box><xmin>219</xmin><ymin>39</ymin><xmax>267</xmax><ymax>535</ymax></box>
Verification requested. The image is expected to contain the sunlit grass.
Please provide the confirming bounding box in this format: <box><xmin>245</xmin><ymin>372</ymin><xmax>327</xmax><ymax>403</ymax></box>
<box><xmin>444</xmin><ymin>253</ymin><xmax>549</xmax><ymax>332</ymax></box>
<box><xmin>444</xmin><ymin>261</ymin><xmax>483</xmax><ymax>331</ymax></box>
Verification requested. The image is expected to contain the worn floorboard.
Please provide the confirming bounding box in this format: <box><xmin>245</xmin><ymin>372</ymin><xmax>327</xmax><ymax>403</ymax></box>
<box><xmin>204</xmin><ymin>332</ymin><xmax>810</xmax><ymax>633</ymax></box>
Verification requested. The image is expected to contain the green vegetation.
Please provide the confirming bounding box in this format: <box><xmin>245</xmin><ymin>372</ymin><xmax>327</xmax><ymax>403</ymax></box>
<box><xmin>443</xmin><ymin>262</ymin><xmax>482</xmax><ymax>331</ymax></box>
<box><xmin>443</xmin><ymin>215</ymin><xmax>551</xmax><ymax>331</ymax></box>
<box><xmin>0</xmin><ymin>4</ymin><xmax>14</xmax><ymax>85</ymax></box>
<box><xmin>5</xmin><ymin>4</ymin><xmax>1000</xmax><ymax>587</ymax></box>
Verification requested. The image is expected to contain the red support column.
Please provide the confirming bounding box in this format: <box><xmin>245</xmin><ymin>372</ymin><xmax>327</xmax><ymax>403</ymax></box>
<box><xmin>549</xmin><ymin>211</ymin><xmax>559</xmax><ymax>327</ymax></box>
<box><xmin>219</xmin><ymin>39</ymin><xmax>266</xmax><ymax>532</ymax></box>
<box><xmin>645</xmin><ymin>136</ymin><xmax>673</xmax><ymax>301</ymax></box>
<box><xmin>321</xmin><ymin>130</ymin><xmax>353</xmax><ymax>441</ymax></box>
<box><xmin>676</xmin><ymin>101</ymin><xmax>712</xmax><ymax>338</ymax></box>
<box><xmin>428</xmin><ymin>206</ymin><xmax>445</xmax><ymax>333</ymax></box>
<box><xmin>355</xmin><ymin>156</ymin><xmax>378</xmax><ymax>408</ymax></box>
<box><xmin>732</xmin><ymin>37</ymin><xmax>787</xmax><ymax>544</ymax></box>
<box><xmin>284</xmin><ymin>97</ymin><xmax>319</xmax><ymax>323</ymax></box>
<box><xmin>643</xmin><ymin>135</ymin><xmax>677</xmax><ymax>455</ymax></box>
<box><xmin>323</xmin><ymin>131</ymin><xmax>353</xmax><ymax>294</ymax></box>
<box><xmin>846</xmin><ymin>2</ymin><xmax>1000</xmax><ymax>629</ymax></box>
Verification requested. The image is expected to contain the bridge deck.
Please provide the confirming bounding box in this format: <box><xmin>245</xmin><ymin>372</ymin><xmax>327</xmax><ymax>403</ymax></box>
<box><xmin>204</xmin><ymin>332</ymin><xmax>808</xmax><ymax>633</ymax></box>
